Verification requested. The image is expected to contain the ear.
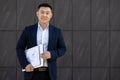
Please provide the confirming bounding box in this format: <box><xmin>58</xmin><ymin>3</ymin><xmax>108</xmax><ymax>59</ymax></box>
<box><xmin>36</xmin><ymin>11</ymin><xmax>39</xmax><ymax>17</ymax></box>
<box><xmin>50</xmin><ymin>12</ymin><xmax>53</xmax><ymax>18</ymax></box>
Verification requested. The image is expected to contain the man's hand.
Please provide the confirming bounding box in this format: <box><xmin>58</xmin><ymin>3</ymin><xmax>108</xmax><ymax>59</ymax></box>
<box><xmin>25</xmin><ymin>64</ymin><xmax>34</xmax><ymax>72</ymax></box>
<box><xmin>41</xmin><ymin>51</ymin><xmax>51</xmax><ymax>59</ymax></box>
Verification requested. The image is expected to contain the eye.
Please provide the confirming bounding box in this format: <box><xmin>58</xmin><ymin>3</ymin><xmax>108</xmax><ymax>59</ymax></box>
<box><xmin>40</xmin><ymin>11</ymin><xmax>44</xmax><ymax>14</ymax></box>
<box><xmin>46</xmin><ymin>13</ymin><xmax>49</xmax><ymax>15</ymax></box>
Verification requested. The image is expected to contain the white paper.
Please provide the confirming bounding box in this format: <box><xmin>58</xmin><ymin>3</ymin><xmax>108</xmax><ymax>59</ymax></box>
<box><xmin>22</xmin><ymin>44</ymin><xmax>44</xmax><ymax>71</ymax></box>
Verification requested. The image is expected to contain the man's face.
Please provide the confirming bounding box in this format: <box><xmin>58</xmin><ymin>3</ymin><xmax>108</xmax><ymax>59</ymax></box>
<box><xmin>36</xmin><ymin>7</ymin><xmax>52</xmax><ymax>24</ymax></box>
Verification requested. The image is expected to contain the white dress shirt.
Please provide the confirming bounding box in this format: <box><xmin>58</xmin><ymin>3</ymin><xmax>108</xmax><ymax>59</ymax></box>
<box><xmin>37</xmin><ymin>23</ymin><xmax>49</xmax><ymax>67</ymax></box>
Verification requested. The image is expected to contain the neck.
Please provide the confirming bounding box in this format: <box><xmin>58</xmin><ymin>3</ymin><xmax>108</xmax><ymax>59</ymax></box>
<box><xmin>39</xmin><ymin>23</ymin><xmax>48</xmax><ymax>30</ymax></box>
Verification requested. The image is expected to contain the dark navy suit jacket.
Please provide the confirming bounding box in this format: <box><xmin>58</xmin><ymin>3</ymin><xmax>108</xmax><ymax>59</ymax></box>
<box><xmin>16</xmin><ymin>23</ymin><xmax>66</xmax><ymax>80</ymax></box>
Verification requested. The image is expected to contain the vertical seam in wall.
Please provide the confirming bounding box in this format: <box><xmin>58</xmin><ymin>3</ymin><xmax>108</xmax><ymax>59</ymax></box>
<box><xmin>108</xmin><ymin>0</ymin><xmax>111</xmax><ymax>80</ymax></box>
<box><xmin>71</xmin><ymin>0</ymin><xmax>73</xmax><ymax>80</ymax></box>
<box><xmin>16</xmin><ymin>0</ymin><xmax>17</xmax><ymax>80</ymax></box>
<box><xmin>90</xmin><ymin>0</ymin><xmax>92</xmax><ymax>80</ymax></box>
<box><xmin>34</xmin><ymin>0</ymin><xmax>36</xmax><ymax>25</ymax></box>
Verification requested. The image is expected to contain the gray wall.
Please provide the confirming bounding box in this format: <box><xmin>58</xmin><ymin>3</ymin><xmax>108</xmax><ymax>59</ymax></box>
<box><xmin>0</xmin><ymin>0</ymin><xmax>120</xmax><ymax>80</ymax></box>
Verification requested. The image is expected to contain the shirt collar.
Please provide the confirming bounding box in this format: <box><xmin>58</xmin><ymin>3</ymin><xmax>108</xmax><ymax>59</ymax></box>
<box><xmin>38</xmin><ymin>23</ymin><xmax>49</xmax><ymax>31</ymax></box>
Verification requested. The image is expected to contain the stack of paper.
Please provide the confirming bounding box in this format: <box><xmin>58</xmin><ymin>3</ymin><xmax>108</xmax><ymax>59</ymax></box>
<box><xmin>22</xmin><ymin>44</ymin><xmax>44</xmax><ymax>71</ymax></box>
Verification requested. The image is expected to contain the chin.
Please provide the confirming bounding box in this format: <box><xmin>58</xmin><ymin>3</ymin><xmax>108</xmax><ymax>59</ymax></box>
<box><xmin>42</xmin><ymin>21</ymin><xmax>48</xmax><ymax>24</ymax></box>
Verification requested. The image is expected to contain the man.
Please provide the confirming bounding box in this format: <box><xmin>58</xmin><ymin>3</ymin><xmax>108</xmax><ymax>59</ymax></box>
<box><xmin>16</xmin><ymin>3</ymin><xmax>66</xmax><ymax>80</ymax></box>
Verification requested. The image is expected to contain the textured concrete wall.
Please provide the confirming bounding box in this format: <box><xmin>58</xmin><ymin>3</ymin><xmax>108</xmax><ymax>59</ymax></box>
<box><xmin>0</xmin><ymin>0</ymin><xmax>120</xmax><ymax>80</ymax></box>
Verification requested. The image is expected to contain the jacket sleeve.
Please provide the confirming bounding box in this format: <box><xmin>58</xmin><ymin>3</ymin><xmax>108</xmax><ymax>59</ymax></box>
<box><xmin>16</xmin><ymin>27</ymin><xmax>30</xmax><ymax>69</ymax></box>
<box><xmin>49</xmin><ymin>29</ymin><xmax>66</xmax><ymax>61</ymax></box>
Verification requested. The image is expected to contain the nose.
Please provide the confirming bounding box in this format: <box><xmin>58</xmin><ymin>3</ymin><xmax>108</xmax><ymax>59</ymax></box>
<box><xmin>43</xmin><ymin>13</ymin><xmax>47</xmax><ymax>16</ymax></box>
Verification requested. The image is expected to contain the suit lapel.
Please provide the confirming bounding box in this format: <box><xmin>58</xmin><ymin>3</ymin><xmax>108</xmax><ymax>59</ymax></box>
<box><xmin>32</xmin><ymin>23</ymin><xmax>38</xmax><ymax>46</ymax></box>
<box><xmin>48</xmin><ymin>24</ymin><xmax>54</xmax><ymax>50</ymax></box>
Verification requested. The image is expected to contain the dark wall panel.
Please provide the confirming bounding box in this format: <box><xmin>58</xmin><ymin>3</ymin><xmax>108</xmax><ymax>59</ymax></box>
<box><xmin>17</xmin><ymin>0</ymin><xmax>35</xmax><ymax>30</ymax></box>
<box><xmin>91</xmin><ymin>31</ymin><xmax>109</xmax><ymax>67</ymax></box>
<box><xmin>111</xmin><ymin>68</ymin><xmax>120</xmax><ymax>80</ymax></box>
<box><xmin>73</xmin><ymin>0</ymin><xmax>90</xmax><ymax>30</ymax></box>
<box><xmin>110</xmin><ymin>0</ymin><xmax>120</xmax><ymax>30</ymax></box>
<box><xmin>0</xmin><ymin>68</ymin><xmax>16</xmax><ymax>80</ymax></box>
<box><xmin>111</xmin><ymin>31</ymin><xmax>120</xmax><ymax>67</ymax></box>
<box><xmin>73</xmin><ymin>31</ymin><xmax>90</xmax><ymax>67</ymax></box>
<box><xmin>91</xmin><ymin>0</ymin><xmax>109</xmax><ymax>30</ymax></box>
<box><xmin>57</xmin><ymin>31</ymin><xmax>72</xmax><ymax>67</ymax></box>
<box><xmin>73</xmin><ymin>68</ymin><xmax>90</xmax><ymax>80</ymax></box>
<box><xmin>54</xmin><ymin>0</ymin><xmax>72</xmax><ymax>30</ymax></box>
<box><xmin>92</xmin><ymin>68</ymin><xmax>109</xmax><ymax>80</ymax></box>
<box><xmin>0</xmin><ymin>31</ymin><xmax>16</xmax><ymax>67</ymax></box>
<box><xmin>0</xmin><ymin>0</ymin><xmax>16</xmax><ymax>30</ymax></box>
<box><xmin>17</xmin><ymin>68</ymin><xmax>24</xmax><ymax>80</ymax></box>
<box><xmin>57</xmin><ymin>68</ymin><xmax>72</xmax><ymax>80</ymax></box>
<box><xmin>16</xmin><ymin>31</ymin><xmax>22</xmax><ymax>68</ymax></box>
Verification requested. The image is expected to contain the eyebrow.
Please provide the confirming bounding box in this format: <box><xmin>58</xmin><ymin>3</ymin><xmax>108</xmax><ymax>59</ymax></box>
<box><xmin>40</xmin><ymin>10</ymin><xmax>51</xmax><ymax>12</ymax></box>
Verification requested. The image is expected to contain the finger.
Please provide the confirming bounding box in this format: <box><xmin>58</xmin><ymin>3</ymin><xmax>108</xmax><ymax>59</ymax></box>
<box><xmin>26</xmin><ymin>68</ymin><xmax>31</xmax><ymax>72</ymax></box>
<box><xmin>40</xmin><ymin>54</ymin><xmax>44</xmax><ymax>58</ymax></box>
<box><xmin>30</xmin><ymin>68</ymin><xmax>34</xmax><ymax>71</ymax></box>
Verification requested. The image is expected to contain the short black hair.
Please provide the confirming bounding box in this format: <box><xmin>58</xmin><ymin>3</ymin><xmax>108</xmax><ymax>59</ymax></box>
<box><xmin>37</xmin><ymin>3</ymin><xmax>52</xmax><ymax>10</ymax></box>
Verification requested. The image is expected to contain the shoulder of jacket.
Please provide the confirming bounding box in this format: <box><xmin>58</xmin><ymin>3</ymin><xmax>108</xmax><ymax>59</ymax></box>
<box><xmin>24</xmin><ymin>23</ymin><xmax>37</xmax><ymax>30</ymax></box>
<box><xmin>49</xmin><ymin>24</ymin><xmax>61</xmax><ymax>31</ymax></box>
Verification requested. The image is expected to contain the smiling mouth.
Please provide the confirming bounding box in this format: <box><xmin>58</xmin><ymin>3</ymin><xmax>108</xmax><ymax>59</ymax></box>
<box><xmin>42</xmin><ymin>19</ymin><xmax>47</xmax><ymax>21</ymax></box>
<box><xmin>41</xmin><ymin>18</ymin><xmax>48</xmax><ymax>20</ymax></box>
